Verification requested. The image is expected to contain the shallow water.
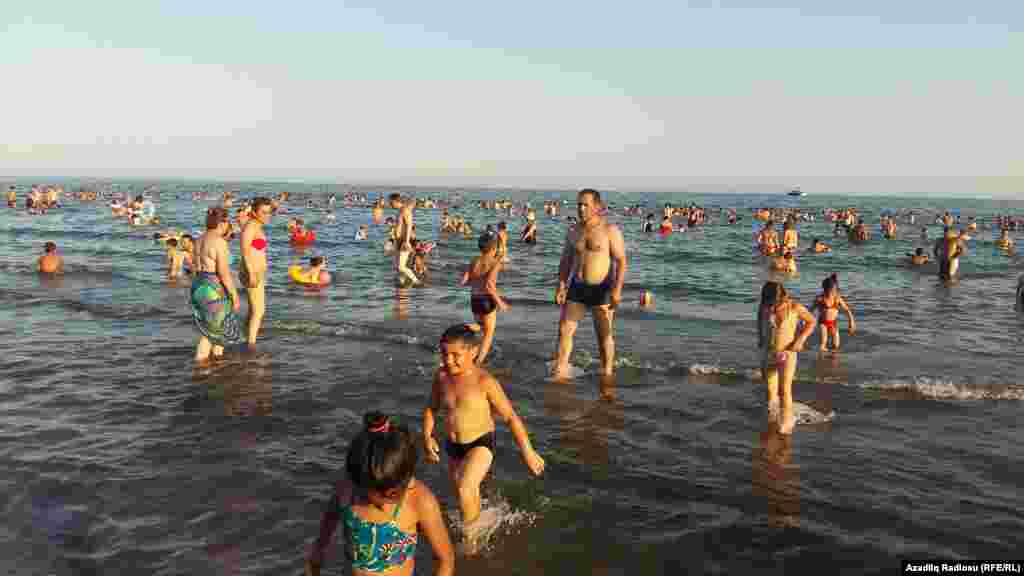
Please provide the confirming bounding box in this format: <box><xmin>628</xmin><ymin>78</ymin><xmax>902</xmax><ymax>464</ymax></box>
<box><xmin>2</xmin><ymin>182</ymin><xmax>1023</xmax><ymax>575</ymax></box>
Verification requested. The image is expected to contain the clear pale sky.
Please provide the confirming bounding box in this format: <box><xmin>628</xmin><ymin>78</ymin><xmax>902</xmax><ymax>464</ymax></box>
<box><xmin>2</xmin><ymin>1</ymin><xmax>1021</xmax><ymax>196</ymax></box>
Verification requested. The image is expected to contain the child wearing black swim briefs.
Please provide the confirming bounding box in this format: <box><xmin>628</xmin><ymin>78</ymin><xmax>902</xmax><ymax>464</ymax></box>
<box><xmin>422</xmin><ymin>324</ymin><xmax>544</xmax><ymax>550</ymax></box>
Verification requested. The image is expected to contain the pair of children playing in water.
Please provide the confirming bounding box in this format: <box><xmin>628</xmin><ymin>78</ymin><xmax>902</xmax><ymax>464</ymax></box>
<box><xmin>758</xmin><ymin>275</ymin><xmax>855</xmax><ymax>433</ymax></box>
<box><xmin>306</xmin><ymin>324</ymin><xmax>544</xmax><ymax>575</ymax></box>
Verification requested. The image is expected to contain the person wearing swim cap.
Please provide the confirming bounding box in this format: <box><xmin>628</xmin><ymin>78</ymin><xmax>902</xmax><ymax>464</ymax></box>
<box><xmin>240</xmin><ymin>197</ymin><xmax>273</xmax><ymax>348</ymax></box>
<box><xmin>553</xmin><ymin>189</ymin><xmax>628</xmax><ymax>379</ymax></box>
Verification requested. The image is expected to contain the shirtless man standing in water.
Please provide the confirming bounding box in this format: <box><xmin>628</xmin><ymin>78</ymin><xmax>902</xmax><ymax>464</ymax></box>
<box><xmin>389</xmin><ymin>193</ymin><xmax>420</xmax><ymax>286</ymax></box>
<box><xmin>240</xmin><ymin>196</ymin><xmax>273</xmax><ymax>348</ymax></box>
<box><xmin>553</xmin><ymin>189</ymin><xmax>627</xmax><ymax>378</ymax></box>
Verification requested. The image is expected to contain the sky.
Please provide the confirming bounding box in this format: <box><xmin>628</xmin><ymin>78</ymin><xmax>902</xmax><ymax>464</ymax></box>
<box><xmin>1</xmin><ymin>0</ymin><xmax>1022</xmax><ymax>196</ymax></box>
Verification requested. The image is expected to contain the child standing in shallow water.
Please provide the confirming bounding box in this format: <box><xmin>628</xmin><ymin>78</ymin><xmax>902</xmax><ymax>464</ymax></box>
<box><xmin>305</xmin><ymin>412</ymin><xmax>454</xmax><ymax>576</ymax></box>
<box><xmin>422</xmin><ymin>324</ymin><xmax>544</xmax><ymax>550</ymax></box>
<box><xmin>809</xmin><ymin>273</ymin><xmax>856</xmax><ymax>351</ymax></box>
<box><xmin>757</xmin><ymin>282</ymin><xmax>816</xmax><ymax>435</ymax></box>
<box><xmin>460</xmin><ymin>232</ymin><xmax>509</xmax><ymax>366</ymax></box>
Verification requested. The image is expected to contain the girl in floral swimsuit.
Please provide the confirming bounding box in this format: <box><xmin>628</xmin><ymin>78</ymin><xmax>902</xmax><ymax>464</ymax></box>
<box><xmin>305</xmin><ymin>412</ymin><xmax>454</xmax><ymax>576</ymax></box>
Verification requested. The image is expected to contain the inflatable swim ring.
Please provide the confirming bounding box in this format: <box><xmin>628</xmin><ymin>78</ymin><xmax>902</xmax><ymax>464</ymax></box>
<box><xmin>290</xmin><ymin>230</ymin><xmax>316</xmax><ymax>244</ymax></box>
<box><xmin>288</xmin><ymin>265</ymin><xmax>330</xmax><ymax>286</ymax></box>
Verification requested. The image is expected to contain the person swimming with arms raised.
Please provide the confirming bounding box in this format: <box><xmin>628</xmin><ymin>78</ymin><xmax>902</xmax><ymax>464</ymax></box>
<box><xmin>306</xmin><ymin>412</ymin><xmax>454</xmax><ymax>576</ymax></box>
<box><xmin>553</xmin><ymin>189</ymin><xmax>628</xmax><ymax>379</ymax></box>
<box><xmin>423</xmin><ymin>324</ymin><xmax>544</xmax><ymax>551</ymax></box>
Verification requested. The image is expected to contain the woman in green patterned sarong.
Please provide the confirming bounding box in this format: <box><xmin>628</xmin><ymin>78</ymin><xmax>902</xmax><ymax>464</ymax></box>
<box><xmin>191</xmin><ymin>208</ymin><xmax>242</xmax><ymax>362</ymax></box>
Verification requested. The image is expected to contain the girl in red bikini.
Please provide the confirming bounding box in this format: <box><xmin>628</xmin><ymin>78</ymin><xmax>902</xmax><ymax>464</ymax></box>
<box><xmin>809</xmin><ymin>273</ymin><xmax>856</xmax><ymax>352</ymax></box>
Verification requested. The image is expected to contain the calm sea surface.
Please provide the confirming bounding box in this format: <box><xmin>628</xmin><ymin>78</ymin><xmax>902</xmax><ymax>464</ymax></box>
<box><xmin>1</xmin><ymin>181</ymin><xmax>1023</xmax><ymax>575</ymax></box>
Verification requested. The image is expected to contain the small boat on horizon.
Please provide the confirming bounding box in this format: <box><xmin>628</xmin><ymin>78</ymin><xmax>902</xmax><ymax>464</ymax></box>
<box><xmin>787</xmin><ymin>187</ymin><xmax>806</xmax><ymax>197</ymax></box>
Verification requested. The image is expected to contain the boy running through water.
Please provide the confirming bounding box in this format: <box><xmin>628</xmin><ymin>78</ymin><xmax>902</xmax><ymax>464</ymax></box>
<box><xmin>460</xmin><ymin>232</ymin><xmax>510</xmax><ymax>365</ymax></box>
<box><xmin>423</xmin><ymin>324</ymin><xmax>544</xmax><ymax>549</ymax></box>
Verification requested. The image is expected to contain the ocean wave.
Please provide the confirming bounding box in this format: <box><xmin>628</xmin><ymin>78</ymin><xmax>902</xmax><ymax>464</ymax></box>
<box><xmin>856</xmin><ymin>377</ymin><xmax>1024</xmax><ymax>401</ymax></box>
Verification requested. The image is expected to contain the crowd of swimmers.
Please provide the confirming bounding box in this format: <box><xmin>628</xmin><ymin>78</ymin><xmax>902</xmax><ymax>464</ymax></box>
<box><xmin>13</xmin><ymin>184</ymin><xmax>1024</xmax><ymax>573</ymax></box>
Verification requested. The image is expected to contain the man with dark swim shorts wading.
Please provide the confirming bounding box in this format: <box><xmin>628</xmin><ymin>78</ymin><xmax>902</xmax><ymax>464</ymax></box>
<box><xmin>552</xmin><ymin>189</ymin><xmax>627</xmax><ymax>378</ymax></box>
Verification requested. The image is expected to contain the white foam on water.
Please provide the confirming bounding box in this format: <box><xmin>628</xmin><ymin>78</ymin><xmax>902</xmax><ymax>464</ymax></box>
<box><xmin>857</xmin><ymin>377</ymin><xmax>1024</xmax><ymax>401</ymax></box>
<box><xmin>446</xmin><ymin>497</ymin><xmax>538</xmax><ymax>556</ymax></box>
<box><xmin>688</xmin><ymin>363</ymin><xmax>762</xmax><ymax>380</ymax></box>
<box><xmin>792</xmin><ymin>401</ymin><xmax>835</xmax><ymax>424</ymax></box>
<box><xmin>544</xmin><ymin>361</ymin><xmax>587</xmax><ymax>380</ymax></box>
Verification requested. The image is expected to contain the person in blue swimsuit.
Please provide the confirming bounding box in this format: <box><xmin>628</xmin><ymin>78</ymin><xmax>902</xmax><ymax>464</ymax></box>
<box><xmin>306</xmin><ymin>412</ymin><xmax>454</xmax><ymax>576</ymax></box>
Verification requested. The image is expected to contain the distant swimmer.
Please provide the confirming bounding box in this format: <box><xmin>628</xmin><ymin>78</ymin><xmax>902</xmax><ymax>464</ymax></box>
<box><xmin>38</xmin><ymin>241</ymin><xmax>64</xmax><ymax>274</ymax></box>
<box><xmin>460</xmin><ymin>232</ymin><xmax>510</xmax><ymax>365</ymax></box>
<box><xmin>809</xmin><ymin>273</ymin><xmax>855</xmax><ymax>352</ymax></box>
<box><xmin>355</xmin><ymin>224</ymin><xmax>368</xmax><ymax>241</ymax></box>
<box><xmin>757</xmin><ymin>282</ymin><xmax>816</xmax><ymax>435</ymax></box>
<box><xmin>770</xmin><ymin>251</ymin><xmax>797</xmax><ymax>274</ymax></box>
<box><xmin>240</xmin><ymin>196</ymin><xmax>273</xmax><ymax>348</ymax></box>
<box><xmin>933</xmin><ymin>227</ymin><xmax>962</xmax><ymax>280</ymax></box>
<box><xmin>782</xmin><ymin>219</ymin><xmax>799</xmax><ymax>252</ymax></box>
<box><xmin>908</xmin><ymin>247</ymin><xmax>930</xmax><ymax>266</ymax></box>
<box><xmin>995</xmin><ymin>228</ymin><xmax>1014</xmax><ymax>251</ymax></box>
<box><xmin>165</xmin><ymin>238</ymin><xmax>186</xmax><ymax>279</ymax></box>
<box><xmin>553</xmin><ymin>189</ymin><xmax>627</xmax><ymax>378</ymax></box>
<box><xmin>423</xmin><ymin>324</ymin><xmax>544</xmax><ymax>551</ymax></box>
<box><xmin>6</xmin><ymin>186</ymin><xmax>15</xmax><ymax>208</ymax></box>
<box><xmin>291</xmin><ymin>255</ymin><xmax>331</xmax><ymax>286</ymax></box>
<box><xmin>372</xmin><ymin>197</ymin><xmax>385</xmax><ymax>224</ymax></box>
<box><xmin>809</xmin><ymin>238</ymin><xmax>831</xmax><ymax>253</ymax></box>
<box><xmin>520</xmin><ymin>210</ymin><xmax>538</xmax><ymax>244</ymax></box>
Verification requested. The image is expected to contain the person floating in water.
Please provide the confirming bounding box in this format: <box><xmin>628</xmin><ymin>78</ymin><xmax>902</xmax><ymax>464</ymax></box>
<box><xmin>460</xmin><ymin>232</ymin><xmax>509</xmax><ymax>366</ymax></box>
<box><xmin>809</xmin><ymin>273</ymin><xmax>856</xmax><ymax>352</ymax></box>
<box><xmin>553</xmin><ymin>189</ymin><xmax>627</xmax><ymax>379</ymax></box>
<box><xmin>423</xmin><ymin>324</ymin><xmax>544</xmax><ymax>551</ymax></box>
<box><xmin>293</xmin><ymin>256</ymin><xmax>331</xmax><ymax>285</ymax></box>
<box><xmin>757</xmin><ymin>282</ymin><xmax>816</xmax><ymax>435</ymax></box>
<box><xmin>38</xmin><ymin>241</ymin><xmax>64</xmax><ymax>274</ymax></box>
<box><xmin>305</xmin><ymin>412</ymin><xmax>455</xmax><ymax>576</ymax></box>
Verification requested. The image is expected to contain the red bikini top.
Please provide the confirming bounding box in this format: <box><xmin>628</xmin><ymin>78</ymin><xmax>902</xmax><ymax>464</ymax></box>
<box><xmin>251</xmin><ymin>238</ymin><xmax>267</xmax><ymax>251</ymax></box>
